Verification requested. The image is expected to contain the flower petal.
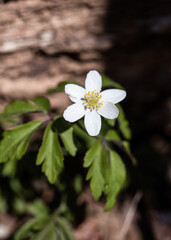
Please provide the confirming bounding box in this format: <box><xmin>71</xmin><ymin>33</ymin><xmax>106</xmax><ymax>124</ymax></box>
<box><xmin>84</xmin><ymin>110</ymin><xmax>101</xmax><ymax>136</ymax></box>
<box><xmin>68</xmin><ymin>96</ymin><xmax>81</xmax><ymax>103</ymax></box>
<box><xmin>63</xmin><ymin>103</ymin><xmax>85</xmax><ymax>122</ymax></box>
<box><xmin>85</xmin><ymin>70</ymin><xmax>102</xmax><ymax>93</ymax></box>
<box><xmin>65</xmin><ymin>84</ymin><xmax>85</xmax><ymax>102</ymax></box>
<box><xmin>97</xmin><ymin>102</ymin><xmax>119</xmax><ymax>119</ymax></box>
<box><xmin>101</xmin><ymin>89</ymin><xmax>126</xmax><ymax>104</ymax></box>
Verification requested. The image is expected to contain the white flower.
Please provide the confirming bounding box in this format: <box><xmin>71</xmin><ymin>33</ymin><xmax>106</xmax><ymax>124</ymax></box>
<box><xmin>63</xmin><ymin>70</ymin><xmax>126</xmax><ymax>136</ymax></box>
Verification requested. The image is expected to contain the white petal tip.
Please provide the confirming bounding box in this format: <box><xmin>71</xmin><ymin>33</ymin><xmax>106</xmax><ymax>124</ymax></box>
<box><xmin>122</xmin><ymin>90</ymin><xmax>127</xmax><ymax>99</ymax></box>
<box><xmin>87</xmin><ymin>131</ymin><xmax>100</xmax><ymax>137</ymax></box>
<box><xmin>87</xmin><ymin>70</ymin><xmax>100</xmax><ymax>75</ymax></box>
<box><xmin>64</xmin><ymin>84</ymin><xmax>69</xmax><ymax>93</ymax></box>
<box><xmin>63</xmin><ymin>110</ymin><xmax>71</xmax><ymax>122</ymax></box>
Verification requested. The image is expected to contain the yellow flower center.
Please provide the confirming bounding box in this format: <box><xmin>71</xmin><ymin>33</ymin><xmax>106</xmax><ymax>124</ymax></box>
<box><xmin>84</xmin><ymin>90</ymin><xmax>103</xmax><ymax>110</ymax></box>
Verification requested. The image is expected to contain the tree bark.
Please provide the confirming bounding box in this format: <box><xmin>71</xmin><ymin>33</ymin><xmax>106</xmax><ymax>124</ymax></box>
<box><xmin>0</xmin><ymin>0</ymin><xmax>111</xmax><ymax>110</ymax></box>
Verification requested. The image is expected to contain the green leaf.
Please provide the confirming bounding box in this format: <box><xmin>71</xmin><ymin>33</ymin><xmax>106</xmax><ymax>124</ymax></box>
<box><xmin>117</xmin><ymin>104</ymin><xmax>132</xmax><ymax>140</ymax></box>
<box><xmin>73</xmin><ymin>124</ymin><xmax>95</xmax><ymax>149</ymax></box>
<box><xmin>41</xmin><ymin>225</ymin><xmax>57</xmax><ymax>240</ymax></box>
<box><xmin>122</xmin><ymin>140</ymin><xmax>130</xmax><ymax>151</ymax></box>
<box><xmin>16</xmin><ymin>133</ymin><xmax>33</xmax><ymax>159</ymax></box>
<box><xmin>60</xmin><ymin>127</ymin><xmax>77</xmax><ymax>156</ymax></box>
<box><xmin>73</xmin><ymin>175</ymin><xmax>83</xmax><ymax>194</ymax></box>
<box><xmin>104</xmin><ymin>118</ymin><xmax>116</xmax><ymax>127</ymax></box>
<box><xmin>105</xmin><ymin>130</ymin><xmax>121</xmax><ymax>141</ymax></box>
<box><xmin>105</xmin><ymin>150</ymin><xmax>126</xmax><ymax>211</ymax></box>
<box><xmin>84</xmin><ymin>140</ymin><xmax>106</xmax><ymax>200</ymax></box>
<box><xmin>121</xmin><ymin>141</ymin><xmax>137</xmax><ymax>165</ymax></box>
<box><xmin>0</xmin><ymin>113</ymin><xmax>19</xmax><ymax>124</ymax></box>
<box><xmin>52</xmin><ymin>117</ymin><xmax>71</xmax><ymax>133</ymax></box>
<box><xmin>30</xmin><ymin>97</ymin><xmax>50</xmax><ymax>114</ymax></box>
<box><xmin>56</xmin><ymin>229</ymin><xmax>66</xmax><ymax>240</ymax></box>
<box><xmin>14</xmin><ymin>217</ymin><xmax>43</xmax><ymax>240</ymax></box>
<box><xmin>36</xmin><ymin>123</ymin><xmax>64</xmax><ymax>184</ymax></box>
<box><xmin>14</xmin><ymin>208</ymin><xmax>75</xmax><ymax>240</ymax></box>
<box><xmin>102</xmin><ymin>74</ymin><xmax>124</xmax><ymax>90</ymax></box>
<box><xmin>0</xmin><ymin>121</ymin><xmax>43</xmax><ymax>163</ymax></box>
<box><xmin>47</xmin><ymin>81</ymin><xmax>82</xmax><ymax>94</ymax></box>
<box><xmin>2</xmin><ymin>157</ymin><xmax>18</xmax><ymax>177</ymax></box>
<box><xmin>27</xmin><ymin>199</ymin><xmax>49</xmax><ymax>217</ymax></box>
<box><xmin>3</xmin><ymin>100</ymin><xmax>40</xmax><ymax>116</ymax></box>
<box><xmin>83</xmin><ymin>139</ymin><xmax>101</xmax><ymax>168</ymax></box>
<box><xmin>56</xmin><ymin>217</ymin><xmax>75</xmax><ymax>240</ymax></box>
<box><xmin>30</xmin><ymin>224</ymin><xmax>57</xmax><ymax>240</ymax></box>
<box><xmin>89</xmin><ymin>148</ymin><xmax>106</xmax><ymax>200</ymax></box>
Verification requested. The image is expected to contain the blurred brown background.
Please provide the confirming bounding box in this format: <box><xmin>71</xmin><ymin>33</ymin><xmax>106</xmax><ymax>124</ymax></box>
<box><xmin>0</xmin><ymin>0</ymin><xmax>171</xmax><ymax>239</ymax></box>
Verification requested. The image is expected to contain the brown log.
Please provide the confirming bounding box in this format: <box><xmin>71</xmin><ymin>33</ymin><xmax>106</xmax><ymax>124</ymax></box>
<box><xmin>0</xmin><ymin>0</ymin><xmax>112</xmax><ymax>110</ymax></box>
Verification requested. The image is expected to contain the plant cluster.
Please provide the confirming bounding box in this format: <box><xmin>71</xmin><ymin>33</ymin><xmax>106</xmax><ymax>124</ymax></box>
<box><xmin>0</xmin><ymin>72</ymin><xmax>135</xmax><ymax>239</ymax></box>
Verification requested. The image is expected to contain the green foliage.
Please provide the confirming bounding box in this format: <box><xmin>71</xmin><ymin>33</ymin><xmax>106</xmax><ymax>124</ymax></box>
<box><xmin>84</xmin><ymin>140</ymin><xmax>106</xmax><ymax>200</ymax></box>
<box><xmin>52</xmin><ymin>117</ymin><xmax>77</xmax><ymax>156</ymax></box>
<box><xmin>73</xmin><ymin>124</ymin><xmax>95</xmax><ymax>149</ymax></box>
<box><xmin>105</xmin><ymin>150</ymin><xmax>126</xmax><ymax>211</ymax></box>
<box><xmin>102</xmin><ymin>74</ymin><xmax>124</xmax><ymax>90</ymax></box>
<box><xmin>73</xmin><ymin>175</ymin><xmax>83</xmax><ymax>194</ymax></box>
<box><xmin>14</xmin><ymin>198</ymin><xmax>49</xmax><ymax>217</ymax></box>
<box><xmin>0</xmin><ymin>121</ymin><xmax>43</xmax><ymax>163</ymax></box>
<box><xmin>104</xmin><ymin>118</ymin><xmax>116</xmax><ymax>127</ymax></box>
<box><xmin>60</xmin><ymin>127</ymin><xmax>77</xmax><ymax>157</ymax></box>
<box><xmin>2</xmin><ymin>156</ymin><xmax>18</xmax><ymax>177</ymax></box>
<box><xmin>1</xmin><ymin>97</ymin><xmax>50</xmax><ymax>118</ymax></box>
<box><xmin>55</xmin><ymin>217</ymin><xmax>75</xmax><ymax>240</ymax></box>
<box><xmin>14</xmin><ymin>217</ymin><xmax>42</xmax><ymax>240</ymax></box>
<box><xmin>14</xmin><ymin>211</ymin><xmax>75</xmax><ymax>240</ymax></box>
<box><xmin>0</xmin><ymin>113</ymin><xmax>19</xmax><ymax>125</ymax></box>
<box><xmin>84</xmin><ymin>141</ymin><xmax>126</xmax><ymax>211</ymax></box>
<box><xmin>30</xmin><ymin>96</ymin><xmax>50</xmax><ymax>114</ymax></box>
<box><xmin>105</xmin><ymin>129</ymin><xmax>121</xmax><ymax>141</ymax></box>
<box><xmin>0</xmin><ymin>74</ymin><xmax>134</xmax><ymax>232</ymax></box>
<box><xmin>2</xmin><ymin>100</ymin><xmax>40</xmax><ymax>116</ymax></box>
<box><xmin>36</xmin><ymin>123</ymin><xmax>64</xmax><ymax>184</ymax></box>
<box><xmin>117</xmin><ymin>104</ymin><xmax>132</xmax><ymax>140</ymax></box>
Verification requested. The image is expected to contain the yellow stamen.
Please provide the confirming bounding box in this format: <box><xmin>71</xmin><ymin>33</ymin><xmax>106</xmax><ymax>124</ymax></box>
<box><xmin>84</xmin><ymin>90</ymin><xmax>103</xmax><ymax>110</ymax></box>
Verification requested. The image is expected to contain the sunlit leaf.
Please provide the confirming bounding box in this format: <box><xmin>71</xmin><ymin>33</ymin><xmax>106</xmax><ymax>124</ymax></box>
<box><xmin>122</xmin><ymin>140</ymin><xmax>130</xmax><ymax>151</ymax></box>
<box><xmin>104</xmin><ymin>118</ymin><xmax>116</xmax><ymax>127</ymax></box>
<box><xmin>3</xmin><ymin>100</ymin><xmax>40</xmax><ymax>116</ymax></box>
<box><xmin>2</xmin><ymin>157</ymin><xmax>18</xmax><ymax>177</ymax></box>
<box><xmin>16</xmin><ymin>133</ymin><xmax>33</xmax><ymax>159</ymax></box>
<box><xmin>83</xmin><ymin>139</ymin><xmax>101</xmax><ymax>168</ymax></box>
<box><xmin>102</xmin><ymin>74</ymin><xmax>124</xmax><ymax>90</ymax></box>
<box><xmin>56</xmin><ymin>217</ymin><xmax>75</xmax><ymax>240</ymax></box>
<box><xmin>105</xmin><ymin>150</ymin><xmax>126</xmax><ymax>211</ymax></box>
<box><xmin>30</xmin><ymin>96</ymin><xmax>50</xmax><ymax>114</ymax></box>
<box><xmin>0</xmin><ymin>121</ymin><xmax>43</xmax><ymax>163</ymax></box>
<box><xmin>30</xmin><ymin>224</ymin><xmax>56</xmax><ymax>240</ymax></box>
<box><xmin>14</xmin><ymin>217</ymin><xmax>44</xmax><ymax>240</ymax></box>
<box><xmin>117</xmin><ymin>104</ymin><xmax>132</xmax><ymax>140</ymax></box>
<box><xmin>73</xmin><ymin>175</ymin><xmax>83</xmax><ymax>194</ymax></box>
<box><xmin>84</xmin><ymin>140</ymin><xmax>107</xmax><ymax>200</ymax></box>
<box><xmin>0</xmin><ymin>113</ymin><xmax>19</xmax><ymax>124</ymax></box>
<box><xmin>15</xmin><ymin>212</ymin><xmax>75</xmax><ymax>240</ymax></box>
<box><xmin>36</xmin><ymin>123</ymin><xmax>64</xmax><ymax>184</ymax></box>
<box><xmin>60</xmin><ymin>127</ymin><xmax>77</xmax><ymax>156</ymax></box>
<box><xmin>105</xmin><ymin>129</ymin><xmax>121</xmax><ymax>141</ymax></box>
<box><xmin>27</xmin><ymin>199</ymin><xmax>49</xmax><ymax>217</ymax></box>
<box><xmin>73</xmin><ymin>124</ymin><xmax>95</xmax><ymax>149</ymax></box>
